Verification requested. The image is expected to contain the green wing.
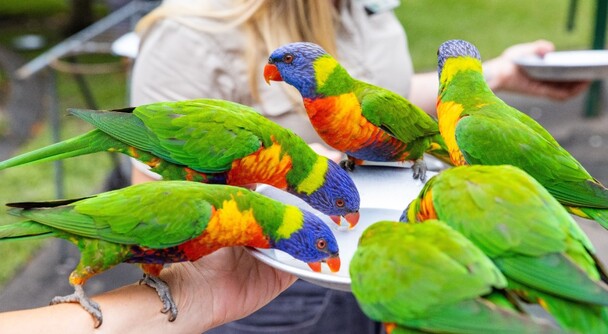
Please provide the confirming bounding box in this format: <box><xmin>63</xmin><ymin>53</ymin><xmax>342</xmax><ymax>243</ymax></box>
<box><xmin>9</xmin><ymin>181</ymin><xmax>216</xmax><ymax>248</ymax></box>
<box><xmin>456</xmin><ymin>105</ymin><xmax>608</xmax><ymax>208</ymax></box>
<box><xmin>432</xmin><ymin>165</ymin><xmax>580</xmax><ymax>257</ymax></box>
<box><xmin>350</xmin><ymin>221</ymin><xmax>505</xmax><ymax>324</ymax></box>
<box><xmin>431</xmin><ymin>166</ymin><xmax>606</xmax><ymax>303</ymax></box>
<box><xmin>496</xmin><ymin>254</ymin><xmax>608</xmax><ymax>305</ymax></box>
<box><xmin>356</xmin><ymin>82</ymin><xmax>440</xmax><ymax>143</ymax></box>
<box><xmin>71</xmin><ymin>99</ymin><xmax>268</xmax><ymax>173</ymax></box>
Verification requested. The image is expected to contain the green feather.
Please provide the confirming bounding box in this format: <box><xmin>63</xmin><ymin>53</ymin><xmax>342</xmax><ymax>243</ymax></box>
<box><xmin>510</xmin><ymin>279</ymin><xmax>608</xmax><ymax>334</ymax></box>
<box><xmin>0</xmin><ymin>129</ymin><xmax>122</xmax><ymax>170</ymax></box>
<box><xmin>8</xmin><ymin>181</ymin><xmax>216</xmax><ymax>248</ymax></box>
<box><xmin>0</xmin><ymin>98</ymin><xmax>323</xmax><ymax>191</ymax></box>
<box><xmin>0</xmin><ymin>220</ymin><xmax>56</xmax><ymax>241</ymax></box>
<box><xmin>495</xmin><ymin>254</ymin><xmax>608</xmax><ymax>305</ymax></box>
<box><xmin>438</xmin><ymin>40</ymin><xmax>608</xmax><ymax>227</ymax></box>
<box><xmin>350</xmin><ymin>220</ymin><xmax>561</xmax><ymax>333</ymax></box>
<box><xmin>408</xmin><ymin>165</ymin><xmax>608</xmax><ymax>333</ymax></box>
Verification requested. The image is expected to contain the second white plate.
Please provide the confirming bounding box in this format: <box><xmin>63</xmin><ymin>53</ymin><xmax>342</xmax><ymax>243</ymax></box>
<box><xmin>515</xmin><ymin>50</ymin><xmax>608</xmax><ymax>81</ymax></box>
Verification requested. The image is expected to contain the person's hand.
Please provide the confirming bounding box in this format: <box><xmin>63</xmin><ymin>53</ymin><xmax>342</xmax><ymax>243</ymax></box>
<box><xmin>0</xmin><ymin>247</ymin><xmax>297</xmax><ymax>334</ymax></box>
<box><xmin>160</xmin><ymin>247</ymin><xmax>298</xmax><ymax>332</ymax></box>
<box><xmin>483</xmin><ymin>39</ymin><xmax>590</xmax><ymax>100</ymax></box>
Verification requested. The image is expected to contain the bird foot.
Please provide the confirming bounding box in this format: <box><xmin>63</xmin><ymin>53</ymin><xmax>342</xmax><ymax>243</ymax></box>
<box><xmin>339</xmin><ymin>159</ymin><xmax>355</xmax><ymax>171</ymax></box>
<box><xmin>412</xmin><ymin>159</ymin><xmax>427</xmax><ymax>182</ymax></box>
<box><xmin>51</xmin><ymin>285</ymin><xmax>103</xmax><ymax>328</ymax></box>
<box><xmin>140</xmin><ymin>274</ymin><xmax>178</xmax><ymax>321</ymax></box>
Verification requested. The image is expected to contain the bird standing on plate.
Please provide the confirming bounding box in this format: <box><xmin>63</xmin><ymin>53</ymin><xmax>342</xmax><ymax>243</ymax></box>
<box><xmin>436</xmin><ymin>39</ymin><xmax>608</xmax><ymax>229</ymax></box>
<box><xmin>0</xmin><ymin>99</ymin><xmax>360</xmax><ymax>228</ymax></box>
<box><xmin>264</xmin><ymin>42</ymin><xmax>451</xmax><ymax>181</ymax></box>
<box><xmin>0</xmin><ymin>181</ymin><xmax>340</xmax><ymax>327</ymax></box>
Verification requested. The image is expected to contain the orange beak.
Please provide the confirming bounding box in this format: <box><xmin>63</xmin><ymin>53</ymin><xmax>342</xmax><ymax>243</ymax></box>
<box><xmin>307</xmin><ymin>256</ymin><xmax>341</xmax><ymax>273</ymax></box>
<box><xmin>326</xmin><ymin>256</ymin><xmax>341</xmax><ymax>273</ymax></box>
<box><xmin>329</xmin><ymin>215</ymin><xmax>342</xmax><ymax>226</ymax></box>
<box><xmin>329</xmin><ymin>212</ymin><xmax>360</xmax><ymax>229</ymax></box>
<box><xmin>263</xmin><ymin>63</ymin><xmax>282</xmax><ymax>84</ymax></box>
<box><xmin>307</xmin><ymin>262</ymin><xmax>322</xmax><ymax>272</ymax></box>
<box><xmin>344</xmin><ymin>212</ymin><xmax>360</xmax><ymax>229</ymax></box>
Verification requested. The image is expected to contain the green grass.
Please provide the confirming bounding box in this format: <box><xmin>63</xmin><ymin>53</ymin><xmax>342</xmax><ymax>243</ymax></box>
<box><xmin>0</xmin><ymin>70</ymin><xmax>126</xmax><ymax>287</ymax></box>
<box><xmin>0</xmin><ymin>0</ymin><xmax>127</xmax><ymax>288</ymax></box>
<box><xmin>0</xmin><ymin>0</ymin><xmax>67</xmax><ymax>17</ymax></box>
<box><xmin>396</xmin><ymin>0</ymin><xmax>594</xmax><ymax>71</ymax></box>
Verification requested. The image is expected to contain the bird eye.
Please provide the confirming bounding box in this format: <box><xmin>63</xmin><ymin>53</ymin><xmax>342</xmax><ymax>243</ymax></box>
<box><xmin>335</xmin><ymin>199</ymin><xmax>345</xmax><ymax>208</ymax></box>
<box><xmin>283</xmin><ymin>53</ymin><xmax>294</xmax><ymax>64</ymax></box>
<box><xmin>316</xmin><ymin>239</ymin><xmax>327</xmax><ymax>250</ymax></box>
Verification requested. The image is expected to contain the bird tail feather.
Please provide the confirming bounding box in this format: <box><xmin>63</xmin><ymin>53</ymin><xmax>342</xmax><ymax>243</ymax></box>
<box><xmin>575</xmin><ymin>207</ymin><xmax>608</xmax><ymax>231</ymax></box>
<box><xmin>401</xmin><ymin>298</ymin><xmax>565</xmax><ymax>333</ymax></box>
<box><xmin>0</xmin><ymin>130</ymin><xmax>120</xmax><ymax>170</ymax></box>
<box><xmin>521</xmin><ymin>285</ymin><xmax>608</xmax><ymax>334</ymax></box>
<box><xmin>0</xmin><ymin>220</ymin><xmax>55</xmax><ymax>242</ymax></box>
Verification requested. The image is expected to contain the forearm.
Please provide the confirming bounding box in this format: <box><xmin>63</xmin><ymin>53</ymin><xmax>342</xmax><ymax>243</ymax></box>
<box><xmin>408</xmin><ymin>71</ymin><xmax>439</xmax><ymax>116</ymax></box>
<box><xmin>0</xmin><ymin>269</ymin><xmax>211</xmax><ymax>334</ymax></box>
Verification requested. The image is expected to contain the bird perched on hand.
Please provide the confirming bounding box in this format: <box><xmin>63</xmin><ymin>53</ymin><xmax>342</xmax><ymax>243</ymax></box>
<box><xmin>264</xmin><ymin>42</ymin><xmax>451</xmax><ymax>181</ymax></box>
<box><xmin>0</xmin><ymin>181</ymin><xmax>340</xmax><ymax>327</ymax></box>
<box><xmin>0</xmin><ymin>99</ymin><xmax>360</xmax><ymax>228</ymax></box>
<box><xmin>436</xmin><ymin>39</ymin><xmax>608</xmax><ymax>229</ymax></box>
<box><xmin>350</xmin><ymin>220</ymin><xmax>564</xmax><ymax>334</ymax></box>
<box><xmin>403</xmin><ymin>165</ymin><xmax>608</xmax><ymax>334</ymax></box>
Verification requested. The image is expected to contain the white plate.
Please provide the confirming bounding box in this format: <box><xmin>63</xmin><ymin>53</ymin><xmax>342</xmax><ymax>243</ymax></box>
<box><xmin>248</xmin><ymin>165</ymin><xmax>435</xmax><ymax>291</ymax></box>
<box><xmin>515</xmin><ymin>50</ymin><xmax>608</xmax><ymax>81</ymax></box>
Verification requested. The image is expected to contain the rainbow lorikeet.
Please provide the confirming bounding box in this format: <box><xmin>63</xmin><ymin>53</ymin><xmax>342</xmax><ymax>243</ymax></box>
<box><xmin>350</xmin><ymin>220</ymin><xmax>564</xmax><ymax>334</ymax></box>
<box><xmin>0</xmin><ymin>99</ymin><xmax>360</xmax><ymax>228</ymax></box>
<box><xmin>436</xmin><ymin>39</ymin><xmax>608</xmax><ymax>229</ymax></box>
<box><xmin>0</xmin><ymin>181</ymin><xmax>340</xmax><ymax>327</ymax></box>
<box><xmin>403</xmin><ymin>165</ymin><xmax>608</xmax><ymax>333</ymax></box>
<box><xmin>263</xmin><ymin>42</ymin><xmax>451</xmax><ymax>181</ymax></box>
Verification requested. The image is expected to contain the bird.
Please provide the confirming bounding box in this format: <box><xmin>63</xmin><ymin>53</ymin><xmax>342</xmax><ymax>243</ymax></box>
<box><xmin>350</xmin><ymin>220</ymin><xmax>564</xmax><ymax>334</ymax></box>
<box><xmin>264</xmin><ymin>42</ymin><xmax>451</xmax><ymax>181</ymax></box>
<box><xmin>0</xmin><ymin>98</ymin><xmax>360</xmax><ymax>228</ymax></box>
<box><xmin>436</xmin><ymin>38</ymin><xmax>608</xmax><ymax>229</ymax></box>
<box><xmin>0</xmin><ymin>181</ymin><xmax>341</xmax><ymax>327</ymax></box>
<box><xmin>403</xmin><ymin>164</ymin><xmax>608</xmax><ymax>333</ymax></box>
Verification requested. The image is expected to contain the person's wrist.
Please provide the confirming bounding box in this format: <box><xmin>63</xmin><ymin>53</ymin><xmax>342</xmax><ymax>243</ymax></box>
<box><xmin>159</xmin><ymin>262</ymin><xmax>215</xmax><ymax>333</ymax></box>
<box><xmin>482</xmin><ymin>58</ymin><xmax>507</xmax><ymax>91</ymax></box>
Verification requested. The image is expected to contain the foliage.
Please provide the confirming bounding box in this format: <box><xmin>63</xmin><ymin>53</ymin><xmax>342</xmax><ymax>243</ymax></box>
<box><xmin>396</xmin><ymin>0</ymin><xmax>594</xmax><ymax>70</ymax></box>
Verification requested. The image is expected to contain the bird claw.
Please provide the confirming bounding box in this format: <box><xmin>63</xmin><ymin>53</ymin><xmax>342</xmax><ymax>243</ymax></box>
<box><xmin>51</xmin><ymin>285</ymin><xmax>103</xmax><ymax>328</ymax></box>
<box><xmin>140</xmin><ymin>274</ymin><xmax>178</xmax><ymax>322</ymax></box>
<box><xmin>412</xmin><ymin>159</ymin><xmax>427</xmax><ymax>182</ymax></box>
<box><xmin>339</xmin><ymin>159</ymin><xmax>355</xmax><ymax>172</ymax></box>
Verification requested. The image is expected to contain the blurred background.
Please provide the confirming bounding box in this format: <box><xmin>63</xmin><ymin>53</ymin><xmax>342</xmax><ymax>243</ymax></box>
<box><xmin>0</xmin><ymin>0</ymin><xmax>607</xmax><ymax>312</ymax></box>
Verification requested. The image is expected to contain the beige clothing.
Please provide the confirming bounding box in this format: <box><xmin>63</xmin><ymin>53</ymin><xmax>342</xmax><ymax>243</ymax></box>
<box><xmin>130</xmin><ymin>0</ymin><xmax>412</xmax><ymax>176</ymax></box>
<box><xmin>131</xmin><ymin>1</ymin><xmax>412</xmax><ymax>125</ymax></box>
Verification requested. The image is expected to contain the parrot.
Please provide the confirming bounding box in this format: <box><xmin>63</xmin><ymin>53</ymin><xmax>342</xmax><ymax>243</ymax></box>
<box><xmin>436</xmin><ymin>39</ymin><xmax>608</xmax><ymax>229</ymax></box>
<box><xmin>0</xmin><ymin>98</ymin><xmax>360</xmax><ymax>228</ymax></box>
<box><xmin>349</xmin><ymin>220</ymin><xmax>565</xmax><ymax>334</ymax></box>
<box><xmin>402</xmin><ymin>164</ymin><xmax>608</xmax><ymax>333</ymax></box>
<box><xmin>263</xmin><ymin>42</ymin><xmax>451</xmax><ymax>181</ymax></box>
<box><xmin>0</xmin><ymin>181</ymin><xmax>341</xmax><ymax>327</ymax></box>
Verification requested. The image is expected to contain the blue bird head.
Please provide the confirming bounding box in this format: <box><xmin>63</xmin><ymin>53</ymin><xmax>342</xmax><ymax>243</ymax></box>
<box><xmin>437</xmin><ymin>39</ymin><xmax>481</xmax><ymax>80</ymax></box>
<box><xmin>273</xmin><ymin>210</ymin><xmax>341</xmax><ymax>272</ymax></box>
<box><xmin>264</xmin><ymin>42</ymin><xmax>328</xmax><ymax>98</ymax></box>
<box><xmin>291</xmin><ymin>159</ymin><xmax>360</xmax><ymax>229</ymax></box>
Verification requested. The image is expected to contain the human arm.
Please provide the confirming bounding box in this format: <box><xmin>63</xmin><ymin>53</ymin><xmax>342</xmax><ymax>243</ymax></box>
<box><xmin>483</xmin><ymin>39</ymin><xmax>590</xmax><ymax>99</ymax></box>
<box><xmin>0</xmin><ymin>247</ymin><xmax>297</xmax><ymax>334</ymax></box>
<box><xmin>408</xmin><ymin>39</ymin><xmax>590</xmax><ymax>116</ymax></box>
